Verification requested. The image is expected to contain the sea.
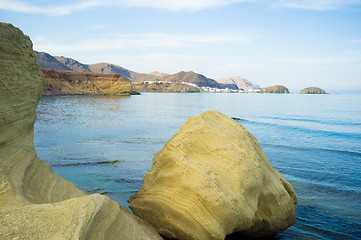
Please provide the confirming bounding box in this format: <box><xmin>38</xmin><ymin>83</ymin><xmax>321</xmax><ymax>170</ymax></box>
<box><xmin>34</xmin><ymin>93</ymin><xmax>361</xmax><ymax>239</ymax></box>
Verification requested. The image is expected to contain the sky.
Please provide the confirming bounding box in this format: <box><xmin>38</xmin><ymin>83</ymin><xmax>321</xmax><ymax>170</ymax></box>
<box><xmin>1</xmin><ymin>0</ymin><xmax>361</xmax><ymax>92</ymax></box>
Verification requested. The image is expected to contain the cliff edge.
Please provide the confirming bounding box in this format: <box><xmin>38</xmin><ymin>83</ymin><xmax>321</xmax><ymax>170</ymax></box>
<box><xmin>0</xmin><ymin>23</ymin><xmax>161</xmax><ymax>240</ymax></box>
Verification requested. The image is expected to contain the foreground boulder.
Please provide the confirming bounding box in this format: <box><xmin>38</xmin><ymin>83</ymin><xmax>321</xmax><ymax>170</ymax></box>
<box><xmin>260</xmin><ymin>85</ymin><xmax>289</xmax><ymax>93</ymax></box>
<box><xmin>300</xmin><ymin>87</ymin><xmax>326</xmax><ymax>94</ymax></box>
<box><xmin>129</xmin><ymin>111</ymin><xmax>297</xmax><ymax>240</ymax></box>
<box><xmin>0</xmin><ymin>23</ymin><xmax>161</xmax><ymax>240</ymax></box>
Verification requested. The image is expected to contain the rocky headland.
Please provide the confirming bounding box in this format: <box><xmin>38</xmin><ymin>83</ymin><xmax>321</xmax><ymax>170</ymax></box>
<box><xmin>300</xmin><ymin>87</ymin><xmax>326</xmax><ymax>94</ymax></box>
<box><xmin>42</xmin><ymin>68</ymin><xmax>132</xmax><ymax>96</ymax></box>
<box><xmin>260</xmin><ymin>85</ymin><xmax>290</xmax><ymax>93</ymax></box>
<box><xmin>0</xmin><ymin>23</ymin><xmax>162</xmax><ymax>240</ymax></box>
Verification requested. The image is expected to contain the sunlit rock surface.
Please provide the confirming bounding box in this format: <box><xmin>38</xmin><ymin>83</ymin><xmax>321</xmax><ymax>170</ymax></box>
<box><xmin>129</xmin><ymin>110</ymin><xmax>297</xmax><ymax>240</ymax></box>
<box><xmin>0</xmin><ymin>22</ymin><xmax>161</xmax><ymax>240</ymax></box>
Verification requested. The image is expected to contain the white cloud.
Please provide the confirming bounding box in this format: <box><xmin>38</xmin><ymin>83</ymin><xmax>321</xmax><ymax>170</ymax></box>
<box><xmin>1</xmin><ymin>0</ymin><xmax>360</xmax><ymax>15</ymax></box>
<box><xmin>0</xmin><ymin>0</ymin><xmax>253</xmax><ymax>15</ymax></box>
<box><xmin>0</xmin><ymin>0</ymin><xmax>102</xmax><ymax>15</ymax></box>
<box><xmin>277</xmin><ymin>0</ymin><xmax>361</xmax><ymax>10</ymax></box>
<box><xmin>33</xmin><ymin>32</ymin><xmax>251</xmax><ymax>53</ymax></box>
<box><xmin>118</xmin><ymin>0</ymin><xmax>253</xmax><ymax>11</ymax></box>
<box><xmin>274</xmin><ymin>56</ymin><xmax>361</xmax><ymax>64</ymax></box>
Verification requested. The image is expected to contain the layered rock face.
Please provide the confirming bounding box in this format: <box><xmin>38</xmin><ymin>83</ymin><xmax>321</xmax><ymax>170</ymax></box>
<box><xmin>0</xmin><ymin>23</ymin><xmax>161</xmax><ymax>240</ymax></box>
<box><xmin>129</xmin><ymin>111</ymin><xmax>297</xmax><ymax>240</ymax></box>
<box><xmin>300</xmin><ymin>87</ymin><xmax>326</xmax><ymax>94</ymax></box>
<box><xmin>260</xmin><ymin>85</ymin><xmax>289</xmax><ymax>93</ymax></box>
<box><xmin>42</xmin><ymin>68</ymin><xmax>131</xmax><ymax>96</ymax></box>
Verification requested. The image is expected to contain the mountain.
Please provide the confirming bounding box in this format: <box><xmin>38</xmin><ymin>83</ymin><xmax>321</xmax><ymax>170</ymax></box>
<box><xmin>88</xmin><ymin>63</ymin><xmax>155</xmax><ymax>82</ymax></box>
<box><xmin>35</xmin><ymin>52</ymin><xmax>157</xmax><ymax>82</ymax></box>
<box><xmin>149</xmin><ymin>71</ymin><xmax>169</xmax><ymax>78</ymax></box>
<box><xmin>36</xmin><ymin>51</ymin><xmax>72</xmax><ymax>71</ymax></box>
<box><xmin>217</xmin><ymin>76</ymin><xmax>260</xmax><ymax>91</ymax></box>
<box><xmin>260</xmin><ymin>85</ymin><xmax>289</xmax><ymax>93</ymax></box>
<box><xmin>158</xmin><ymin>71</ymin><xmax>220</xmax><ymax>88</ymax></box>
<box><xmin>54</xmin><ymin>55</ymin><xmax>90</xmax><ymax>72</ymax></box>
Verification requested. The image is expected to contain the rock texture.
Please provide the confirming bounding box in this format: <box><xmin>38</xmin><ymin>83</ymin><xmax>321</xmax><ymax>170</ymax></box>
<box><xmin>129</xmin><ymin>111</ymin><xmax>297</xmax><ymax>240</ymax></box>
<box><xmin>0</xmin><ymin>23</ymin><xmax>161</xmax><ymax>240</ymax></box>
<box><xmin>300</xmin><ymin>87</ymin><xmax>326</xmax><ymax>94</ymax></box>
<box><xmin>260</xmin><ymin>85</ymin><xmax>289</xmax><ymax>93</ymax></box>
<box><xmin>42</xmin><ymin>68</ymin><xmax>132</xmax><ymax>96</ymax></box>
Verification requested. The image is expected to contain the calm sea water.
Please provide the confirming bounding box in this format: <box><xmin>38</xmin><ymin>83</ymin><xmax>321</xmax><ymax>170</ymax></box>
<box><xmin>34</xmin><ymin>93</ymin><xmax>361</xmax><ymax>239</ymax></box>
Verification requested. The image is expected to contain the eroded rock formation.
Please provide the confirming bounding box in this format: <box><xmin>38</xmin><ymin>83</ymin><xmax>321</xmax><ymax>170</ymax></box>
<box><xmin>0</xmin><ymin>23</ymin><xmax>161</xmax><ymax>240</ymax></box>
<box><xmin>42</xmin><ymin>68</ymin><xmax>132</xmax><ymax>96</ymax></box>
<box><xmin>129</xmin><ymin>110</ymin><xmax>297</xmax><ymax>240</ymax></box>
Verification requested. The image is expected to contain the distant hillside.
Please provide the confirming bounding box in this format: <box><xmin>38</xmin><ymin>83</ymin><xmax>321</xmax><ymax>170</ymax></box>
<box><xmin>150</xmin><ymin>71</ymin><xmax>169</xmax><ymax>78</ymax></box>
<box><xmin>54</xmin><ymin>55</ymin><xmax>90</xmax><ymax>72</ymax></box>
<box><xmin>260</xmin><ymin>85</ymin><xmax>289</xmax><ymax>94</ymax></box>
<box><xmin>42</xmin><ymin>68</ymin><xmax>131</xmax><ymax>96</ymax></box>
<box><xmin>132</xmin><ymin>82</ymin><xmax>200</xmax><ymax>93</ymax></box>
<box><xmin>36</xmin><ymin>51</ymin><xmax>72</xmax><ymax>71</ymax></box>
<box><xmin>35</xmin><ymin>52</ymin><xmax>157</xmax><ymax>82</ymax></box>
<box><xmin>159</xmin><ymin>71</ymin><xmax>220</xmax><ymax>88</ymax></box>
<box><xmin>88</xmin><ymin>63</ymin><xmax>155</xmax><ymax>82</ymax></box>
<box><xmin>217</xmin><ymin>76</ymin><xmax>259</xmax><ymax>91</ymax></box>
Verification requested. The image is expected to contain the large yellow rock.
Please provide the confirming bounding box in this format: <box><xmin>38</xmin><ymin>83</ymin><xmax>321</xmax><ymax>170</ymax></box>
<box><xmin>0</xmin><ymin>23</ymin><xmax>161</xmax><ymax>240</ymax></box>
<box><xmin>129</xmin><ymin>111</ymin><xmax>297</xmax><ymax>240</ymax></box>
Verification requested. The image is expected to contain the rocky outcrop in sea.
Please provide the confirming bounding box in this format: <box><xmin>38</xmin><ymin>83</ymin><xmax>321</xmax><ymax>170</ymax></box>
<box><xmin>129</xmin><ymin>111</ymin><xmax>297</xmax><ymax>239</ymax></box>
<box><xmin>300</xmin><ymin>87</ymin><xmax>326</xmax><ymax>94</ymax></box>
<box><xmin>260</xmin><ymin>85</ymin><xmax>290</xmax><ymax>93</ymax></box>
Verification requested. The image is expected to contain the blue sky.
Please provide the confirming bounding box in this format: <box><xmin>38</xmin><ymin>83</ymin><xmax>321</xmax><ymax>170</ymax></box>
<box><xmin>1</xmin><ymin>0</ymin><xmax>361</xmax><ymax>92</ymax></box>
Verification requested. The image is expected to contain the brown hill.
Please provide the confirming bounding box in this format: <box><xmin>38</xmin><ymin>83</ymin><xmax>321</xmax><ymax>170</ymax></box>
<box><xmin>159</xmin><ymin>71</ymin><xmax>220</xmax><ymax>88</ymax></box>
<box><xmin>150</xmin><ymin>71</ymin><xmax>169</xmax><ymax>78</ymax></box>
<box><xmin>88</xmin><ymin>63</ymin><xmax>155</xmax><ymax>82</ymax></box>
<box><xmin>42</xmin><ymin>68</ymin><xmax>131</xmax><ymax>96</ymax></box>
<box><xmin>132</xmin><ymin>82</ymin><xmax>200</xmax><ymax>93</ymax></box>
<box><xmin>36</xmin><ymin>51</ymin><xmax>72</xmax><ymax>71</ymax></box>
<box><xmin>300</xmin><ymin>87</ymin><xmax>326</xmax><ymax>94</ymax></box>
<box><xmin>54</xmin><ymin>55</ymin><xmax>91</xmax><ymax>72</ymax></box>
<box><xmin>260</xmin><ymin>85</ymin><xmax>289</xmax><ymax>93</ymax></box>
<box><xmin>36</xmin><ymin>52</ymin><xmax>157</xmax><ymax>82</ymax></box>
